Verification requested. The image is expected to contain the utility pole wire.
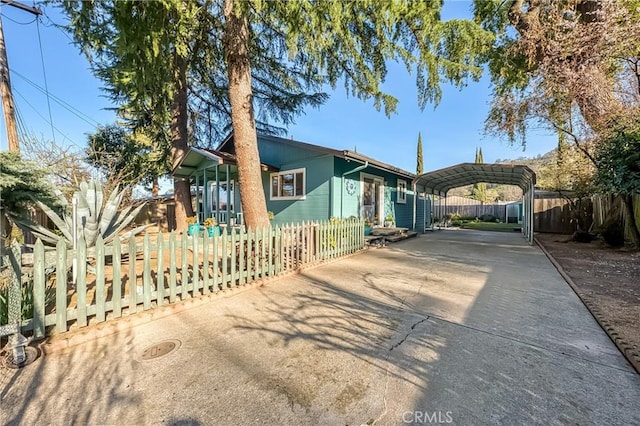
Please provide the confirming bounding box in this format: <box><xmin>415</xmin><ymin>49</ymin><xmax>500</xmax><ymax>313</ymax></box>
<box><xmin>0</xmin><ymin>0</ymin><xmax>42</xmax><ymax>152</ymax></box>
<box><xmin>36</xmin><ymin>17</ymin><xmax>55</xmax><ymax>143</ymax></box>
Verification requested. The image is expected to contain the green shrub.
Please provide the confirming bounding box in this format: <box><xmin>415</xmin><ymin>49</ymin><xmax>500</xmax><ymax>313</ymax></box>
<box><xmin>479</xmin><ymin>214</ymin><xmax>497</xmax><ymax>222</ymax></box>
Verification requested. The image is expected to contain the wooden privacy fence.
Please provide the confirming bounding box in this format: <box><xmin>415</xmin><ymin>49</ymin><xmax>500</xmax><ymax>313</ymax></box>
<box><xmin>534</xmin><ymin>193</ymin><xmax>640</xmax><ymax>234</ymax></box>
<box><xmin>1</xmin><ymin>220</ymin><xmax>365</xmax><ymax>339</ymax></box>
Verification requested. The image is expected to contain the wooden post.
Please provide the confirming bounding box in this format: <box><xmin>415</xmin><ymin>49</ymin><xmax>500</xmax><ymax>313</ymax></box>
<box><xmin>128</xmin><ymin>237</ymin><xmax>137</xmax><ymax>315</ymax></box>
<box><xmin>143</xmin><ymin>234</ymin><xmax>151</xmax><ymax>309</ymax></box>
<box><xmin>169</xmin><ymin>232</ymin><xmax>177</xmax><ymax>303</ymax></box>
<box><xmin>203</xmin><ymin>230</ymin><xmax>210</xmax><ymax>294</ymax></box>
<box><xmin>33</xmin><ymin>240</ymin><xmax>45</xmax><ymax>338</ymax></box>
<box><xmin>55</xmin><ymin>239</ymin><xmax>68</xmax><ymax>333</ymax></box>
<box><xmin>77</xmin><ymin>239</ymin><xmax>87</xmax><ymax>326</ymax></box>
<box><xmin>112</xmin><ymin>238</ymin><xmax>122</xmax><ymax>318</ymax></box>
<box><xmin>181</xmin><ymin>231</ymin><xmax>189</xmax><ymax>300</ymax></box>
<box><xmin>96</xmin><ymin>236</ymin><xmax>106</xmax><ymax>322</ymax></box>
<box><xmin>0</xmin><ymin>16</ymin><xmax>19</xmax><ymax>153</ymax></box>
<box><xmin>157</xmin><ymin>232</ymin><xmax>165</xmax><ymax>305</ymax></box>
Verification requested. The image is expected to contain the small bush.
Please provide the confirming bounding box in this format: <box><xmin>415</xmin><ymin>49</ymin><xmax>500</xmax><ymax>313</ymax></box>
<box><xmin>601</xmin><ymin>221</ymin><xmax>625</xmax><ymax>247</ymax></box>
<box><xmin>479</xmin><ymin>214</ymin><xmax>497</xmax><ymax>222</ymax></box>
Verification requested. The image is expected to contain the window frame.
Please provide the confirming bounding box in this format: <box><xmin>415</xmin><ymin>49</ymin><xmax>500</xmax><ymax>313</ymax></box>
<box><xmin>270</xmin><ymin>168</ymin><xmax>306</xmax><ymax>201</ymax></box>
<box><xmin>397</xmin><ymin>179</ymin><xmax>407</xmax><ymax>204</ymax></box>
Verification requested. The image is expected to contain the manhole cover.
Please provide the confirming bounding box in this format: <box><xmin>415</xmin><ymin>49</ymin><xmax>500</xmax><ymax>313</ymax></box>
<box><xmin>140</xmin><ymin>339</ymin><xmax>180</xmax><ymax>361</ymax></box>
<box><xmin>4</xmin><ymin>347</ymin><xmax>40</xmax><ymax>369</ymax></box>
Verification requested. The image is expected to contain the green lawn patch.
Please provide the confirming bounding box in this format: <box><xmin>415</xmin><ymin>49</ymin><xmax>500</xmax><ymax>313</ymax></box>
<box><xmin>460</xmin><ymin>222</ymin><xmax>522</xmax><ymax>232</ymax></box>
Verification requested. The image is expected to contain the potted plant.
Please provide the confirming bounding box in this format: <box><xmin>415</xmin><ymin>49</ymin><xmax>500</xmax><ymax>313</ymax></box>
<box><xmin>364</xmin><ymin>219</ymin><xmax>373</xmax><ymax>236</ymax></box>
<box><xmin>204</xmin><ymin>217</ymin><xmax>219</xmax><ymax>237</ymax></box>
<box><xmin>186</xmin><ymin>216</ymin><xmax>199</xmax><ymax>236</ymax></box>
<box><xmin>384</xmin><ymin>214</ymin><xmax>394</xmax><ymax>228</ymax></box>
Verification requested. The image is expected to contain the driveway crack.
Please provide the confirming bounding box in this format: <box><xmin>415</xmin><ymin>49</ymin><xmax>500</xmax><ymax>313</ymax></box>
<box><xmin>371</xmin><ymin>316</ymin><xmax>429</xmax><ymax>426</ymax></box>
<box><xmin>390</xmin><ymin>316</ymin><xmax>429</xmax><ymax>351</ymax></box>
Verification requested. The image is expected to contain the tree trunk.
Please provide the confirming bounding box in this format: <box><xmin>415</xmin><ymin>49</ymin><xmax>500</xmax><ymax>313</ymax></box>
<box><xmin>170</xmin><ymin>53</ymin><xmax>194</xmax><ymax>232</ymax></box>
<box><xmin>152</xmin><ymin>176</ymin><xmax>160</xmax><ymax>197</ymax></box>
<box><xmin>223</xmin><ymin>0</ymin><xmax>270</xmax><ymax>230</ymax></box>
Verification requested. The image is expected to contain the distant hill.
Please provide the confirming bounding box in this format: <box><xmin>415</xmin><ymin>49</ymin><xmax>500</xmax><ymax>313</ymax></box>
<box><xmin>494</xmin><ymin>149</ymin><xmax>556</xmax><ymax>175</ymax></box>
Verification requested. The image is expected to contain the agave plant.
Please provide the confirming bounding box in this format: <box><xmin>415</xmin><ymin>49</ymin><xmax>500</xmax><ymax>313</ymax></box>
<box><xmin>14</xmin><ymin>179</ymin><xmax>152</xmax><ymax>249</ymax></box>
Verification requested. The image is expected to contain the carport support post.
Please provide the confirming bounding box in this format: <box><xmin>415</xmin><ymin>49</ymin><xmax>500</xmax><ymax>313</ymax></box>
<box><xmin>444</xmin><ymin>193</ymin><xmax>448</xmax><ymax>227</ymax></box>
<box><xmin>412</xmin><ymin>182</ymin><xmax>417</xmax><ymax>231</ymax></box>
<box><xmin>529</xmin><ymin>182</ymin><xmax>535</xmax><ymax>244</ymax></box>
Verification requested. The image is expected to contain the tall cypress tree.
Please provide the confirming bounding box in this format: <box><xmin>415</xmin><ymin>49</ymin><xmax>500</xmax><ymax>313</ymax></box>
<box><xmin>416</xmin><ymin>132</ymin><xmax>424</xmax><ymax>174</ymax></box>
<box><xmin>473</xmin><ymin>147</ymin><xmax>488</xmax><ymax>202</ymax></box>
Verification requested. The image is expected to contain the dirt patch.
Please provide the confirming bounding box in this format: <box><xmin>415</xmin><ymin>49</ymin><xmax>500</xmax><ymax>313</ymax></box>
<box><xmin>536</xmin><ymin>233</ymin><xmax>640</xmax><ymax>357</ymax></box>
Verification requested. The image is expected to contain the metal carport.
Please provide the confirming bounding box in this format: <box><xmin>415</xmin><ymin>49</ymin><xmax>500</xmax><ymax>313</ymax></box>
<box><xmin>412</xmin><ymin>163</ymin><xmax>536</xmax><ymax>244</ymax></box>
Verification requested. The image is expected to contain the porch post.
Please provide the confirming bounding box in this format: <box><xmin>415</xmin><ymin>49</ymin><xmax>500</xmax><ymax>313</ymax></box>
<box><xmin>195</xmin><ymin>173</ymin><xmax>200</xmax><ymax>222</ymax></box>
<box><xmin>203</xmin><ymin>168</ymin><xmax>207</xmax><ymax>220</ymax></box>
<box><xmin>226</xmin><ymin>164</ymin><xmax>231</xmax><ymax>226</ymax></box>
<box><xmin>216</xmin><ymin>165</ymin><xmax>220</xmax><ymax>224</ymax></box>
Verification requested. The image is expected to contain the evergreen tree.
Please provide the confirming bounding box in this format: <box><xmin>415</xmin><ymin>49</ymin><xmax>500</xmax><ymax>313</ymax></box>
<box><xmin>473</xmin><ymin>147</ymin><xmax>488</xmax><ymax>202</ymax></box>
<box><xmin>416</xmin><ymin>132</ymin><xmax>424</xmax><ymax>174</ymax></box>
<box><xmin>61</xmin><ymin>0</ymin><xmax>493</xmax><ymax>229</ymax></box>
<box><xmin>0</xmin><ymin>152</ymin><xmax>58</xmax><ymax>253</ymax></box>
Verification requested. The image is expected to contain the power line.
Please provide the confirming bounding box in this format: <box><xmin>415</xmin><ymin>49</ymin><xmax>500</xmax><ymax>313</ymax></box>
<box><xmin>40</xmin><ymin>9</ymin><xmax>75</xmax><ymax>43</ymax></box>
<box><xmin>36</xmin><ymin>17</ymin><xmax>55</xmax><ymax>142</ymax></box>
<box><xmin>0</xmin><ymin>12</ymin><xmax>36</xmax><ymax>25</ymax></box>
<box><xmin>11</xmin><ymin>69</ymin><xmax>101</xmax><ymax>127</ymax></box>
<box><xmin>13</xmin><ymin>86</ymin><xmax>83</xmax><ymax>148</ymax></box>
<box><xmin>14</xmin><ymin>101</ymin><xmax>34</xmax><ymax>141</ymax></box>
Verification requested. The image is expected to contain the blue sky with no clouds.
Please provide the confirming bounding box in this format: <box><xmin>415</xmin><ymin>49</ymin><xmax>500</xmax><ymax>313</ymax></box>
<box><xmin>1</xmin><ymin>1</ymin><xmax>557</xmax><ymax>180</ymax></box>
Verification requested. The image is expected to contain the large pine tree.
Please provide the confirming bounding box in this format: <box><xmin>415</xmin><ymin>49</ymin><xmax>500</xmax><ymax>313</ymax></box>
<box><xmin>62</xmin><ymin>0</ymin><xmax>493</xmax><ymax>230</ymax></box>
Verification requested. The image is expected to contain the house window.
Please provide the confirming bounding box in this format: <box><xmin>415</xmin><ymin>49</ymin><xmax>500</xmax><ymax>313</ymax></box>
<box><xmin>210</xmin><ymin>181</ymin><xmax>234</xmax><ymax>212</ymax></box>
<box><xmin>397</xmin><ymin>179</ymin><xmax>407</xmax><ymax>204</ymax></box>
<box><xmin>270</xmin><ymin>168</ymin><xmax>306</xmax><ymax>200</ymax></box>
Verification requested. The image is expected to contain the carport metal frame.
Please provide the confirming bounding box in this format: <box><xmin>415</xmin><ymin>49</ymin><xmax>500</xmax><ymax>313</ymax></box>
<box><xmin>412</xmin><ymin>163</ymin><xmax>536</xmax><ymax>244</ymax></box>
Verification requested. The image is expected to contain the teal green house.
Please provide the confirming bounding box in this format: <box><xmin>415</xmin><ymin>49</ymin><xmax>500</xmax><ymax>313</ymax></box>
<box><xmin>173</xmin><ymin>133</ymin><xmax>428</xmax><ymax>231</ymax></box>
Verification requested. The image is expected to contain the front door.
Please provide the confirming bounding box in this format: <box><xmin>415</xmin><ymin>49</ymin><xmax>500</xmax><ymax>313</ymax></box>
<box><xmin>361</xmin><ymin>175</ymin><xmax>384</xmax><ymax>225</ymax></box>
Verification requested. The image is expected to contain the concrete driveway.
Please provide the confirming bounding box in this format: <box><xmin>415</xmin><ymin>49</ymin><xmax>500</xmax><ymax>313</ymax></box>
<box><xmin>2</xmin><ymin>229</ymin><xmax>639</xmax><ymax>425</ymax></box>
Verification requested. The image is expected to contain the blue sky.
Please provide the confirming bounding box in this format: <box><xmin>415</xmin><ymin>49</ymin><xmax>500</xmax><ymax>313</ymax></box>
<box><xmin>1</xmin><ymin>1</ymin><xmax>557</xmax><ymax>178</ymax></box>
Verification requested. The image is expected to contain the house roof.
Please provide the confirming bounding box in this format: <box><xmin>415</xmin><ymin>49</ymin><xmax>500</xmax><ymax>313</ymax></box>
<box><xmin>217</xmin><ymin>133</ymin><xmax>415</xmax><ymax>179</ymax></box>
<box><xmin>413</xmin><ymin>163</ymin><xmax>536</xmax><ymax>196</ymax></box>
<box><xmin>173</xmin><ymin>147</ymin><xmax>279</xmax><ymax>178</ymax></box>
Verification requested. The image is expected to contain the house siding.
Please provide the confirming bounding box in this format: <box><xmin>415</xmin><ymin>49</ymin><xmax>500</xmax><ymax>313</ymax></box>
<box><xmin>333</xmin><ymin>158</ymin><xmax>415</xmax><ymax>228</ymax></box>
<box><xmin>263</xmin><ymin>154</ymin><xmax>335</xmax><ymax>225</ymax></box>
<box><xmin>217</xmin><ymin>135</ymin><xmax>422</xmax><ymax>229</ymax></box>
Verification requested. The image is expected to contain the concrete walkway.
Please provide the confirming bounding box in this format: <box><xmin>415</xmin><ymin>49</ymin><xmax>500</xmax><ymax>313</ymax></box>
<box><xmin>2</xmin><ymin>230</ymin><xmax>639</xmax><ymax>425</ymax></box>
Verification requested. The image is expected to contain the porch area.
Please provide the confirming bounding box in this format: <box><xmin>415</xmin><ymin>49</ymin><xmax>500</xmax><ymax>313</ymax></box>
<box><xmin>173</xmin><ymin>147</ymin><xmax>279</xmax><ymax>227</ymax></box>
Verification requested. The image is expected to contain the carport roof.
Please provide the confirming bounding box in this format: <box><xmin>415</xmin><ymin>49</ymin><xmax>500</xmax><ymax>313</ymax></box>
<box><xmin>413</xmin><ymin>163</ymin><xmax>536</xmax><ymax>196</ymax></box>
